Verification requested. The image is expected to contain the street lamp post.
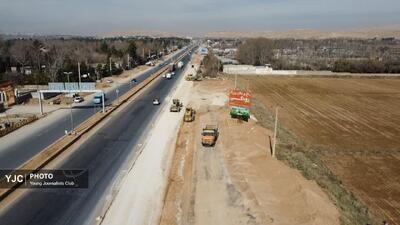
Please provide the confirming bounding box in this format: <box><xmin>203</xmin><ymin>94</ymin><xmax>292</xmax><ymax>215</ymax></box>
<box><xmin>78</xmin><ymin>62</ymin><xmax>81</xmax><ymax>89</ymax></box>
<box><xmin>63</xmin><ymin>71</ymin><xmax>73</xmax><ymax>134</ymax></box>
<box><xmin>63</xmin><ymin>71</ymin><xmax>72</xmax><ymax>83</ymax></box>
<box><xmin>69</xmin><ymin>96</ymin><xmax>74</xmax><ymax>134</ymax></box>
<box><xmin>109</xmin><ymin>57</ymin><xmax>112</xmax><ymax>76</ymax></box>
<box><xmin>116</xmin><ymin>89</ymin><xmax>120</xmax><ymax>104</ymax></box>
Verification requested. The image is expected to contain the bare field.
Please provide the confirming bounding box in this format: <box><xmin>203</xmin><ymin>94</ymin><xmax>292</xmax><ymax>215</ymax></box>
<box><xmin>240</xmin><ymin>76</ymin><xmax>400</xmax><ymax>224</ymax></box>
<box><xmin>159</xmin><ymin>79</ymin><xmax>340</xmax><ymax>225</ymax></box>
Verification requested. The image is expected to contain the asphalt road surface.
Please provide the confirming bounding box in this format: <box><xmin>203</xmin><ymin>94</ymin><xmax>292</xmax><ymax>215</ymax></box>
<box><xmin>0</xmin><ymin>48</ymin><xmax>188</xmax><ymax>169</ymax></box>
<box><xmin>0</xmin><ymin>49</ymin><xmax>194</xmax><ymax>225</ymax></box>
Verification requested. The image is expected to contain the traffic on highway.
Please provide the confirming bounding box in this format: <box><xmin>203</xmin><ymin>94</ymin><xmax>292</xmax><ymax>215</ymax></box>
<box><xmin>0</xmin><ymin>46</ymin><xmax>196</xmax><ymax>225</ymax></box>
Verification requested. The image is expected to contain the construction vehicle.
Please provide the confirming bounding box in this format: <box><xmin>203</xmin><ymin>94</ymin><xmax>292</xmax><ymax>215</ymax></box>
<box><xmin>183</xmin><ymin>107</ymin><xmax>196</xmax><ymax>122</ymax></box>
<box><xmin>185</xmin><ymin>73</ymin><xmax>202</xmax><ymax>81</ymax></box>
<box><xmin>170</xmin><ymin>99</ymin><xmax>183</xmax><ymax>112</ymax></box>
<box><xmin>230</xmin><ymin>106</ymin><xmax>250</xmax><ymax>121</ymax></box>
<box><xmin>185</xmin><ymin>74</ymin><xmax>194</xmax><ymax>81</ymax></box>
<box><xmin>201</xmin><ymin>125</ymin><xmax>219</xmax><ymax>147</ymax></box>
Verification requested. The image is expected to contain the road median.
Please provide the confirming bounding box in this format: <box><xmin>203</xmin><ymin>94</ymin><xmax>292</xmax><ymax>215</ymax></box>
<box><xmin>0</xmin><ymin>49</ymin><xmax>191</xmax><ymax>202</ymax></box>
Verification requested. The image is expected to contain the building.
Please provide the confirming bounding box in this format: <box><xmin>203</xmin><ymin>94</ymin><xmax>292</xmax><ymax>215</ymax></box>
<box><xmin>217</xmin><ymin>56</ymin><xmax>239</xmax><ymax>65</ymax></box>
<box><xmin>223</xmin><ymin>65</ymin><xmax>274</xmax><ymax>75</ymax></box>
<box><xmin>199</xmin><ymin>47</ymin><xmax>209</xmax><ymax>55</ymax></box>
<box><xmin>0</xmin><ymin>81</ymin><xmax>16</xmax><ymax>107</ymax></box>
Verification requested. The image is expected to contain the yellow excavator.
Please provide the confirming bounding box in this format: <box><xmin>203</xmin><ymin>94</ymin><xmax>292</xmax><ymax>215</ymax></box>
<box><xmin>183</xmin><ymin>107</ymin><xmax>196</xmax><ymax>122</ymax></box>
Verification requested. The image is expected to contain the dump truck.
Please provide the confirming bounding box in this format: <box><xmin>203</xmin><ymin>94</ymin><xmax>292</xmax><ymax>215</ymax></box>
<box><xmin>201</xmin><ymin>125</ymin><xmax>219</xmax><ymax>147</ymax></box>
<box><xmin>183</xmin><ymin>107</ymin><xmax>196</xmax><ymax>122</ymax></box>
<box><xmin>230</xmin><ymin>106</ymin><xmax>250</xmax><ymax>121</ymax></box>
<box><xmin>170</xmin><ymin>99</ymin><xmax>183</xmax><ymax>112</ymax></box>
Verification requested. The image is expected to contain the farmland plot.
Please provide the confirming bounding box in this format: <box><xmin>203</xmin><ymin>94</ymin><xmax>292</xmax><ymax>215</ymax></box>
<box><xmin>242</xmin><ymin>76</ymin><xmax>400</xmax><ymax>224</ymax></box>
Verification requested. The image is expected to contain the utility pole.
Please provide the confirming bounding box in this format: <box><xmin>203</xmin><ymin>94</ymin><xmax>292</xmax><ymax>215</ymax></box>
<box><xmin>109</xmin><ymin>57</ymin><xmax>112</xmax><ymax>76</ymax></box>
<box><xmin>217</xmin><ymin>59</ymin><xmax>220</xmax><ymax>74</ymax></box>
<box><xmin>78</xmin><ymin>62</ymin><xmax>81</xmax><ymax>89</ymax></box>
<box><xmin>234</xmin><ymin>74</ymin><xmax>237</xmax><ymax>89</ymax></box>
<box><xmin>272</xmin><ymin>107</ymin><xmax>279</xmax><ymax>157</ymax></box>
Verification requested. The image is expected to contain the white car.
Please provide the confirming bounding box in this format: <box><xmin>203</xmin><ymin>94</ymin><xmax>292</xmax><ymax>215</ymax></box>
<box><xmin>105</xmin><ymin>79</ymin><xmax>113</xmax><ymax>84</ymax></box>
<box><xmin>152</xmin><ymin>98</ymin><xmax>160</xmax><ymax>105</ymax></box>
<box><xmin>162</xmin><ymin>74</ymin><xmax>166</xmax><ymax>78</ymax></box>
<box><xmin>171</xmin><ymin>71</ymin><xmax>176</xmax><ymax>75</ymax></box>
<box><xmin>146</xmin><ymin>61</ymin><xmax>155</xmax><ymax>66</ymax></box>
<box><xmin>73</xmin><ymin>96</ymin><xmax>84</xmax><ymax>103</ymax></box>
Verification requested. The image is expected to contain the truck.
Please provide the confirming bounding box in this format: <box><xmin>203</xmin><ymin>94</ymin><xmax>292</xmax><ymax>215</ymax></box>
<box><xmin>183</xmin><ymin>107</ymin><xmax>196</xmax><ymax>122</ymax></box>
<box><xmin>230</xmin><ymin>106</ymin><xmax>250</xmax><ymax>121</ymax></box>
<box><xmin>170</xmin><ymin>99</ymin><xmax>183</xmax><ymax>112</ymax></box>
<box><xmin>177</xmin><ymin>61</ymin><xmax>184</xmax><ymax>69</ymax></box>
<box><xmin>201</xmin><ymin>125</ymin><xmax>219</xmax><ymax>147</ymax></box>
<box><xmin>93</xmin><ymin>92</ymin><xmax>106</xmax><ymax>104</ymax></box>
<box><xmin>168</xmin><ymin>63</ymin><xmax>175</xmax><ymax>73</ymax></box>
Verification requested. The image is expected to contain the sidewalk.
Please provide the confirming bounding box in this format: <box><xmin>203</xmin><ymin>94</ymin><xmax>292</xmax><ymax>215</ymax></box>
<box><xmin>100</xmin><ymin>54</ymin><xmax>199</xmax><ymax>225</ymax></box>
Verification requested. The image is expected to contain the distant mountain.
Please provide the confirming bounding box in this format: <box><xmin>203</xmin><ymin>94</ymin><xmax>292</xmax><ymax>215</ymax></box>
<box><xmin>103</xmin><ymin>30</ymin><xmax>191</xmax><ymax>38</ymax></box>
<box><xmin>3</xmin><ymin>26</ymin><xmax>400</xmax><ymax>40</ymax></box>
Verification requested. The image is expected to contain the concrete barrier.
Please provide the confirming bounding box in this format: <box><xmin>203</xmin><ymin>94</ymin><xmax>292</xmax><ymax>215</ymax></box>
<box><xmin>0</xmin><ymin>49</ymin><xmax>192</xmax><ymax>202</ymax></box>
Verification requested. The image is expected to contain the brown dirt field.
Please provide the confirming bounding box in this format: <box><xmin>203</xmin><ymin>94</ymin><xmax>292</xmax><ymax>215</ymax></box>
<box><xmin>239</xmin><ymin>76</ymin><xmax>400</xmax><ymax>224</ymax></box>
<box><xmin>159</xmin><ymin>79</ymin><xmax>340</xmax><ymax>225</ymax></box>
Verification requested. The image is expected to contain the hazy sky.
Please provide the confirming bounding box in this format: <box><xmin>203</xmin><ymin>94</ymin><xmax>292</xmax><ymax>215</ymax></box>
<box><xmin>0</xmin><ymin>0</ymin><xmax>399</xmax><ymax>35</ymax></box>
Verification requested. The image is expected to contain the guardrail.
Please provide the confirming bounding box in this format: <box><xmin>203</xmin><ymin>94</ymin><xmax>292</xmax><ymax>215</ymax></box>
<box><xmin>0</xmin><ymin>47</ymin><xmax>193</xmax><ymax>202</ymax></box>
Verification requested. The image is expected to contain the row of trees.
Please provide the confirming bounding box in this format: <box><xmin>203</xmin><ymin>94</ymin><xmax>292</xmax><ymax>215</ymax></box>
<box><xmin>0</xmin><ymin>37</ymin><xmax>190</xmax><ymax>84</ymax></box>
<box><xmin>202</xmin><ymin>52</ymin><xmax>221</xmax><ymax>77</ymax></box>
<box><xmin>332</xmin><ymin>59</ymin><xmax>400</xmax><ymax>73</ymax></box>
<box><xmin>236</xmin><ymin>38</ymin><xmax>275</xmax><ymax>66</ymax></box>
<box><xmin>235</xmin><ymin>38</ymin><xmax>400</xmax><ymax>73</ymax></box>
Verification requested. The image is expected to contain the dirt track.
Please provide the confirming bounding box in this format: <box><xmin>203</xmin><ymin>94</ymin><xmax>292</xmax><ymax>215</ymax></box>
<box><xmin>240</xmin><ymin>76</ymin><xmax>400</xmax><ymax>224</ymax></box>
<box><xmin>159</xmin><ymin>79</ymin><xmax>340</xmax><ymax>225</ymax></box>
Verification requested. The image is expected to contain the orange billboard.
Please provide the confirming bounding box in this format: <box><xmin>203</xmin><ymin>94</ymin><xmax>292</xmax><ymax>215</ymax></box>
<box><xmin>229</xmin><ymin>89</ymin><xmax>252</xmax><ymax>108</ymax></box>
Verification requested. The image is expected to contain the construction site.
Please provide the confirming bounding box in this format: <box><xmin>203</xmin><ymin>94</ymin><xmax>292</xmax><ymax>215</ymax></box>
<box><xmin>2</xmin><ymin>1</ymin><xmax>400</xmax><ymax>225</ymax></box>
<box><xmin>0</xmin><ymin>45</ymin><xmax>399</xmax><ymax>225</ymax></box>
<box><xmin>157</xmin><ymin>65</ymin><xmax>400</xmax><ymax>225</ymax></box>
<box><xmin>159</xmin><ymin>74</ymin><xmax>342</xmax><ymax>225</ymax></box>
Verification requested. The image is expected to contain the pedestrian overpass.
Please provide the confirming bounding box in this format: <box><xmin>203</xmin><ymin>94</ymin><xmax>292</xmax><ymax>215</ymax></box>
<box><xmin>38</xmin><ymin>82</ymin><xmax>105</xmax><ymax>115</ymax></box>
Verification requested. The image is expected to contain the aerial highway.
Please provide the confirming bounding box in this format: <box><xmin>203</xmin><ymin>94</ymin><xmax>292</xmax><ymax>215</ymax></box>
<box><xmin>0</xmin><ymin>49</ymin><xmax>188</xmax><ymax>169</ymax></box>
<box><xmin>0</xmin><ymin>47</ymin><xmax>194</xmax><ymax>225</ymax></box>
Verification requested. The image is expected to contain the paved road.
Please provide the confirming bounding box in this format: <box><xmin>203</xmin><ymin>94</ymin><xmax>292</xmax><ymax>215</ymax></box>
<box><xmin>0</xmin><ymin>49</ymin><xmax>194</xmax><ymax>225</ymax></box>
<box><xmin>0</xmin><ymin>48</ymin><xmax>188</xmax><ymax>169</ymax></box>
